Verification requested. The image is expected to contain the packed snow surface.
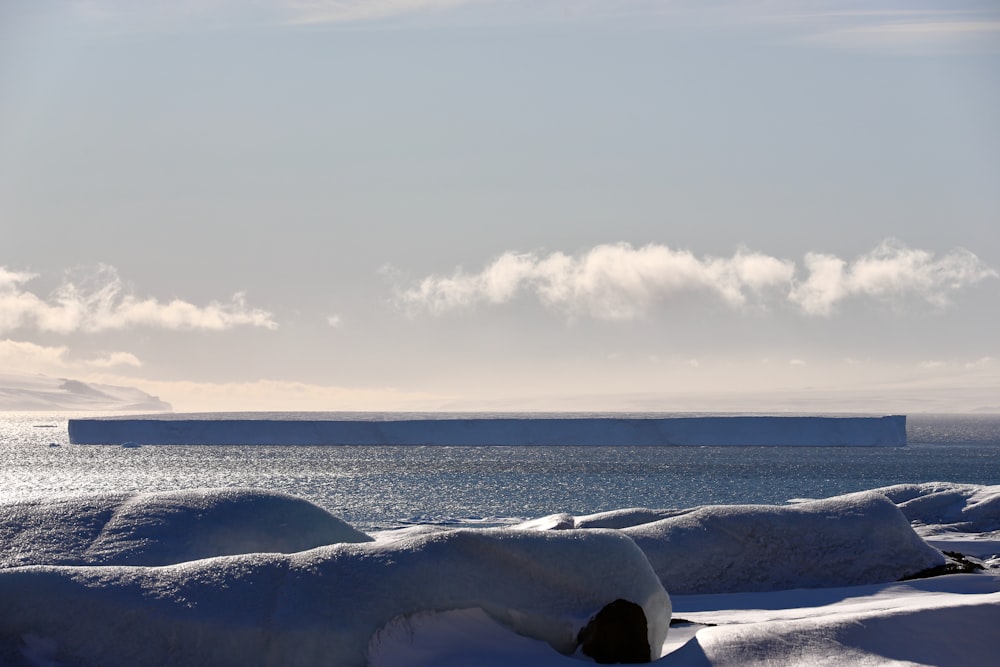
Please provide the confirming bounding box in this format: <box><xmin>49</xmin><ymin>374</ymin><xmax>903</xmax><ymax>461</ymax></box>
<box><xmin>67</xmin><ymin>413</ymin><xmax>907</xmax><ymax>446</ymax></box>
<box><xmin>2</xmin><ymin>482</ymin><xmax>999</xmax><ymax>666</ymax></box>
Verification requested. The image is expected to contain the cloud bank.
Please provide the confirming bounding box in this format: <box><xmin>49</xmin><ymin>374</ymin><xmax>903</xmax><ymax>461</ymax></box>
<box><xmin>0</xmin><ymin>265</ymin><xmax>277</xmax><ymax>334</ymax></box>
<box><xmin>398</xmin><ymin>240</ymin><xmax>997</xmax><ymax>320</ymax></box>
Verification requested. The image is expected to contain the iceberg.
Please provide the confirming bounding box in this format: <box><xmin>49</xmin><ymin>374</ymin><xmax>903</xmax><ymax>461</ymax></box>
<box><xmin>67</xmin><ymin>413</ymin><xmax>907</xmax><ymax>446</ymax></box>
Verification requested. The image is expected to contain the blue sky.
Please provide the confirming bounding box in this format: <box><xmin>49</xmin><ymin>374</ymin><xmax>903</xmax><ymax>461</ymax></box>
<box><xmin>2</xmin><ymin>0</ymin><xmax>999</xmax><ymax>411</ymax></box>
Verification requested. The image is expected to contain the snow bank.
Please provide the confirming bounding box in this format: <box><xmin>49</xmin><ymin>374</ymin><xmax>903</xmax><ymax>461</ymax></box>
<box><xmin>868</xmin><ymin>482</ymin><xmax>1000</xmax><ymax>535</ymax></box>
<box><xmin>0</xmin><ymin>372</ymin><xmax>171</xmax><ymax>411</ymax></box>
<box><xmin>5</xmin><ymin>485</ymin><xmax>999</xmax><ymax>666</ymax></box>
<box><xmin>0</xmin><ymin>488</ymin><xmax>371</xmax><ymax>568</ymax></box>
<box><xmin>668</xmin><ymin>574</ymin><xmax>1000</xmax><ymax>666</ymax></box>
<box><xmin>519</xmin><ymin>493</ymin><xmax>944</xmax><ymax>594</ymax></box>
<box><xmin>0</xmin><ymin>528</ymin><xmax>670</xmax><ymax>667</ymax></box>
<box><xmin>67</xmin><ymin>414</ymin><xmax>907</xmax><ymax>445</ymax></box>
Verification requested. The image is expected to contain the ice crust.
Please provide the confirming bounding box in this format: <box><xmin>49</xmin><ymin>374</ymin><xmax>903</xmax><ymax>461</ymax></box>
<box><xmin>67</xmin><ymin>414</ymin><xmax>908</xmax><ymax>446</ymax></box>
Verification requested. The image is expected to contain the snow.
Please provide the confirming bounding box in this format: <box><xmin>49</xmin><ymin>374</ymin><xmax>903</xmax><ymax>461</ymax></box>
<box><xmin>0</xmin><ymin>372</ymin><xmax>171</xmax><ymax>412</ymax></box>
<box><xmin>518</xmin><ymin>493</ymin><xmax>945</xmax><ymax>594</ymax></box>
<box><xmin>3</xmin><ymin>483</ymin><xmax>1000</xmax><ymax>666</ymax></box>
<box><xmin>66</xmin><ymin>413</ymin><xmax>908</xmax><ymax>445</ymax></box>
<box><xmin>667</xmin><ymin>575</ymin><xmax>1000</xmax><ymax>667</ymax></box>
<box><xmin>0</xmin><ymin>488</ymin><xmax>372</xmax><ymax>568</ymax></box>
<box><xmin>0</xmin><ymin>525</ymin><xmax>669</xmax><ymax>667</ymax></box>
<box><xmin>624</xmin><ymin>493</ymin><xmax>945</xmax><ymax>594</ymax></box>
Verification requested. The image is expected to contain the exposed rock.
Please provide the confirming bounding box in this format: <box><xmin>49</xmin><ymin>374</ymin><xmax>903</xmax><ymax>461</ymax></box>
<box><xmin>577</xmin><ymin>598</ymin><xmax>651</xmax><ymax>664</ymax></box>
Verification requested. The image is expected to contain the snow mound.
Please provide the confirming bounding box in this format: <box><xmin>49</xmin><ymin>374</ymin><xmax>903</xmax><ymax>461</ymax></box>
<box><xmin>514</xmin><ymin>495</ymin><xmax>943</xmax><ymax>594</ymax></box>
<box><xmin>0</xmin><ymin>488</ymin><xmax>371</xmax><ymax>568</ymax></box>
<box><xmin>0</xmin><ymin>372</ymin><xmax>171</xmax><ymax>411</ymax></box>
<box><xmin>868</xmin><ymin>482</ymin><xmax>1000</xmax><ymax>535</ymax></box>
<box><xmin>670</xmin><ymin>575</ymin><xmax>1000</xmax><ymax>667</ymax></box>
<box><xmin>622</xmin><ymin>492</ymin><xmax>944</xmax><ymax>594</ymax></box>
<box><xmin>575</xmin><ymin>508</ymin><xmax>693</xmax><ymax>529</ymax></box>
<box><xmin>0</xmin><ymin>528</ymin><xmax>670</xmax><ymax>667</ymax></box>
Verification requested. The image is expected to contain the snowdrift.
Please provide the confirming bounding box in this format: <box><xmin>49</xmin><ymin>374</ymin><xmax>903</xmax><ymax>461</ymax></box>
<box><xmin>871</xmin><ymin>482</ymin><xmax>1000</xmax><ymax>535</ymax></box>
<box><xmin>67</xmin><ymin>413</ymin><xmax>908</xmax><ymax>446</ymax></box>
<box><xmin>0</xmin><ymin>528</ymin><xmax>670</xmax><ymax>667</ymax></box>
<box><xmin>519</xmin><ymin>493</ymin><xmax>945</xmax><ymax>594</ymax></box>
<box><xmin>3</xmin><ymin>484</ymin><xmax>1000</xmax><ymax>666</ymax></box>
<box><xmin>668</xmin><ymin>574</ymin><xmax>1000</xmax><ymax>667</ymax></box>
<box><xmin>0</xmin><ymin>488</ymin><xmax>371</xmax><ymax>568</ymax></box>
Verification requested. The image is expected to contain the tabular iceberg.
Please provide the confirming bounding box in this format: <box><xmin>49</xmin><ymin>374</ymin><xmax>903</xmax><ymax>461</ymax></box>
<box><xmin>67</xmin><ymin>413</ymin><xmax>907</xmax><ymax>446</ymax></box>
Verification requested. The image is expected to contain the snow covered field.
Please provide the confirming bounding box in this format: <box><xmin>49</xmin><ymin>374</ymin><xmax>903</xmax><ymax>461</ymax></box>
<box><xmin>2</xmin><ymin>482</ymin><xmax>998</xmax><ymax>666</ymax></box>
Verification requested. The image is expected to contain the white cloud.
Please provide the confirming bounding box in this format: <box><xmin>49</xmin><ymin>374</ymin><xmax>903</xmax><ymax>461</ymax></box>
<box><xmin>83</xmin><ymin>351</ymin><xmax>143</xmax><ymax>369</ymax></box>
<box><xmin>283</xmin><ymin>0</ymin><xmax>478</xmax><ymax>24</ymax></box>
<box><xmin>801</xmin><ymin>18</ymin><xmax>1000</xmax><ymax>53</ymax></box>
<box><xmin>0</xmin><ymin>264</ymin><xmax>277</xmax><ymax>334</ymax></box>
<box><xmin>399</xmin><ymin>243</ymin><xmax>796</xmax><ymax>320</ymax></box>
<box><xmin>399</xmin><ymin>240</ymin><xmax>996</xmax><ymax>320</ymax></box>
<box><xmin>965</xmin><ymin>356</ymin><xmax>995</xmax><ymax>369</ymax></box>
<box><xmin>789</xmin><ymin>240</ymin><xmax>998</xmax><ymax>316</ymax></box>
<box><xmin>86</xmin><ymin>375</ymin><xmax>454</xmax><ymax>412</ymax></box>
<box><xmin>326</xmin><ymin>314</ymin><xmax>343</xmax><ymax>328</ymax></box>
<box><xmin>68</xmin><ymin>0</ymin><xmax>484</xmax><ymax>26</ymax></box>
<box><xmin>0</xmin><ymin>339</ymin><xmax>142</xmax><ymax>373</ymax></box>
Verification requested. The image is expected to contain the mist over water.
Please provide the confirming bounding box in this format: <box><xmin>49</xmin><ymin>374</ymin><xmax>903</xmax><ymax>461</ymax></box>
<box><xmin>3</xmin><ymin>413</ymin><xmax>999</xmax><ymax>531</ymax></box>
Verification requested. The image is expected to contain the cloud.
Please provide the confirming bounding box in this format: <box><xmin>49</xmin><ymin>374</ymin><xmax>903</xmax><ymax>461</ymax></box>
<box><xmin>84</xmin><ymin>375</ymin><xmax>454</xmax><ymax>412</ymax></box>
<box><xmin>398</xmin><ymin>240</ymin><xmax>997</xmax><ymax>320</ymax></box>
<box><xmin>399</xmin><ymin>243</ymin><xmax>796</xmax><ymax>320</ymax></box>
<box><xmin>789</xmin><ymin>240</ymin><xmax>998</xmax><ymax>315</ymax></box>
<box><xmin>283</xmin><ymin>0</ymin><xmax>479</xmax><ymax>25</ymax></box>
<box><xmin>773</xmin><ymin>4</ymin><xmax>1000</xmax><ymax>53</ymax></box>
<box><xmin>0</xmin><ymin>264</ymin><xmax>277</xmax><ymax>334</ymax></box>
<box><xmin>66</xmin><ymin>0</ymin><xmax>485</xmax><ymax>27</ymax></box>
<box><xmin>0</xmin><ymin>339</ymin><xmax>142</xmax><ymax>373</ymax></box>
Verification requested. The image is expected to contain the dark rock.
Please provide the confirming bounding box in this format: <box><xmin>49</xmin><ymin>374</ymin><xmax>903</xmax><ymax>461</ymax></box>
<box><xmin>577</xmin><ymin>598</ymin><xmax>650</xmax><ymax>664</ymax></box>
<box><xmin>900</xmin><ymin>550</ymin><xmax>985</xmax><ymax>581</ymax></box>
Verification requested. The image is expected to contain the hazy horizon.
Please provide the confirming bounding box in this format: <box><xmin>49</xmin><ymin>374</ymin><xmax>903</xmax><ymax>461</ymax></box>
<box><xmin>2</xmin><ymin>0</ymin><xmax>998</xmax><ymax>413</ymax></box>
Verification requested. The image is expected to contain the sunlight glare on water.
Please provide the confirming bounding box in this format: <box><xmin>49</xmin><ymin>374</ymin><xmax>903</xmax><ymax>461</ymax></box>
<box><xmin>2</xmin><ymin>413</ymin><xmax>999</xmax><ymax>531</ymax></box>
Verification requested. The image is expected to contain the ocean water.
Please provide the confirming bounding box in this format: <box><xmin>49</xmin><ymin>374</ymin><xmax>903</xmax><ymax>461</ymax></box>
<box><xmin>3</xmin><ymin>412</ymin><xmax>1000</xmax><ymax>531</ymax></box>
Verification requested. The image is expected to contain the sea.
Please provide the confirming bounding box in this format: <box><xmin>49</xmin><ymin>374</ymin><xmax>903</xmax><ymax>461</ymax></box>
<box><xmin>3</xmin><ymin>412</ymin><xmax>1000</xmax><ymax>532</ymax></box>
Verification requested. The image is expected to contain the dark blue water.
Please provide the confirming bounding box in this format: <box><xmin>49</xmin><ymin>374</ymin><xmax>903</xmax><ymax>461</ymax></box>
<box><xmin>3</xmin><ymin>413</ymin><xmax>999</xmax><ymax>531</ymax></box>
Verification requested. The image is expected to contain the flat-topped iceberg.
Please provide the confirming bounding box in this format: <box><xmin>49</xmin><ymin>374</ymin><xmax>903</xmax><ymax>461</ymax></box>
<box><xmin>67</xmin><ymin>413</ymin><xmax>907</xmax><ymax>446</ymax></box>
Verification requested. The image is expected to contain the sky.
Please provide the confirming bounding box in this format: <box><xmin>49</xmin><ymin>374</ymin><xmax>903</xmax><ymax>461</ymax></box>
<box><xmin>1</xmin><ymin>0</ymin><xmax>999</xmax><ymax>412</ymax></box>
